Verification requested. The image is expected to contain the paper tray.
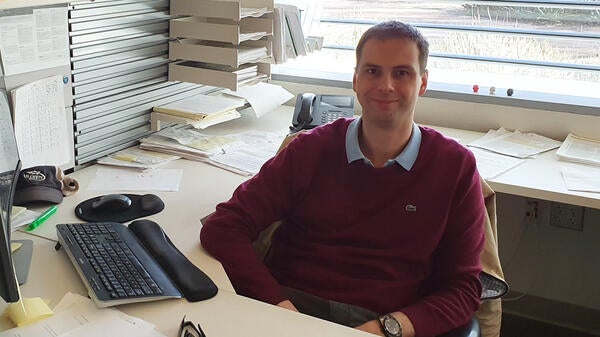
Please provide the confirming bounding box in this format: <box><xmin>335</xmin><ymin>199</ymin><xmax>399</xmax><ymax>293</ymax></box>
<box><xmin>170</xmin><ymin>0</ymin><xmax>273</xmax><ymax>20</ymax></box>
<box><xmin>169</xmin><ymin>39</ymin><xmax>272</xmax><ymax>67</ymax></box>
<box><xmin>168</xmin><ymin>61</ymin><xmax>270</xmax><ymax>91</ymax></box>
<box><xmin>170</xmin><ymin>16</ymin><xmax>273</xmax><ymax>44</ymax></box>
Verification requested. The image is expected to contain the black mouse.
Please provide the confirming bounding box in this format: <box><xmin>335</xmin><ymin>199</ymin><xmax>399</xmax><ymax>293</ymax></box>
<box><xmin>140</xmin><ymin>194</ymin><xmax>164</xmax><ymax>212</ymax></box>
<box><xmin>91</xmin><ymin>194</ymin><xmax>132</xmax><ymax>211</ymax></box>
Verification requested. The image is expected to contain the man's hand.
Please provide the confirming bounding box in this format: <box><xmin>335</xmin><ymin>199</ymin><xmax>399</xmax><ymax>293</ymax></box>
<box><xmin>355</xmin><ymin>320</ymin><xmax>384</xmax><ymax>336</ymax></box>
<box><xmin>277</xmin><ymin>300</ymin><xmax>299</xmax><ymax>312</ymax></box>
<box><xmin>356</xmin><ymin>313</ymin><xmax>416</xmax><ymax>337</ymax></box>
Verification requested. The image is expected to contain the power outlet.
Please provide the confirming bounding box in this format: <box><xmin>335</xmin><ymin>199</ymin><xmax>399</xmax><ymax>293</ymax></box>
<box><xmin>549</xmin><ymin>202</ymin><xmax>584</xmax><ymax>231</ymax></box>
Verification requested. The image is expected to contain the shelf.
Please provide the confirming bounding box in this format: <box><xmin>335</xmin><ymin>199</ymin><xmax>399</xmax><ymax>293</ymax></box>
<box><xmin>168</xmin><ymin>61</ymin><xmax>270</xmax><ymax>91</ymax></box>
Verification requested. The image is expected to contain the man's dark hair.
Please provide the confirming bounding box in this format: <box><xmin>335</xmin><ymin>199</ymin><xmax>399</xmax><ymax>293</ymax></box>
<box><xmin>355</xmin><ymin>21</ymin><xmax>429</xmax><ymax>74</ymax></box>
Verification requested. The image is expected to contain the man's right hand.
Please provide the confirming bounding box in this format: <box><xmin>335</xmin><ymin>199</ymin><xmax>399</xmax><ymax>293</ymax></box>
<box><xmin>277</xmin><ymin>300</ymin><xmax>299</xmax><ymax>312</ymax></box>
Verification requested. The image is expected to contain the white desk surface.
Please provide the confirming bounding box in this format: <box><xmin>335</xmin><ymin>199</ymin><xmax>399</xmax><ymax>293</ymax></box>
<box><xmin>431</xmin><ymin>125</ymin><xmax>600</xmax><ymax>210</ymax></box>
<box><xmin>1</xmin><ymin>106</ymin><xmax>374</xmax><ymax>336</ymax></box>
<box><xmin>2</xmin><ymin>106</ymin><xmax>599</xmax><ymax>335</ymax></box>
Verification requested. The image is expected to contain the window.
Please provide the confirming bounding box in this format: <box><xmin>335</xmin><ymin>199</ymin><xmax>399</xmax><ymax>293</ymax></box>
<box><xmin>273</xmin><ymin>1</ymin><xmax>600</xmax><ymax>111</ymax></box>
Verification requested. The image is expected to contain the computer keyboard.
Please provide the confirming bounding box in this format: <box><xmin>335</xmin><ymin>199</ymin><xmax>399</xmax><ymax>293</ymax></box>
<box><xmin>57</xmin><ymin>222</ymin><xmax>182</xmax><ymax>307</ymax></box>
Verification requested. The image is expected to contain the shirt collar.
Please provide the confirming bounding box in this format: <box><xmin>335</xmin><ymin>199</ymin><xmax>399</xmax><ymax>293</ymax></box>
<box><xmin>345</xmin><ymin>117</ymin><xmax>421</xmax><ymax>170</ymax></box>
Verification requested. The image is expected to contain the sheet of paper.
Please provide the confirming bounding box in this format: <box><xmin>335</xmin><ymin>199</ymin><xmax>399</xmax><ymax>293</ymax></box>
<box><xmin>0</xmin><ymin>292</ymin><xmax>163</xmax><ymax>337</ymax></box>
<box><xmin>223</xmin><ymin>82</ymin><xmax>294</xmax><ymax>117</ymax></box>
<box><xmin>12</xmin><ymin>75</ymin><xmax>71</xmax><ymax>168</ymax></box>
<box><xmin>561</xmin><ymin>164</ymin><xmax>600</xmax><ymax>193</ymax></box>
<box><xmin>470</xmin><ymin>148</ymin><xmax>526</xmax><ymax>179</ymax></box>
<box><xmin>0</xmin><ymin>7</ymin><xmax>69</xmax><ymax>75</ymax></box>
<box><xmin>208</xmin><ymin>131</ymin><xmax>284</xmax><ymax>175</ymax></box>
<box><xmin>11</xmin><ymin>209</ymin><xmax>40</xmax><ymax>231</ymax></box>
<box><xmin>10</xmin><ymin>243</ymin><xmax>22</xmax><ymax>253</ymax></box>
<box><xmin>556</xmin><ymin>133</ymin><xmax>600</xmax><ymax>167</ymax></box>
<box><xmin>0</xmin><ymin>90</ymin><xmax>20</xmax><ymax>173</ymax></box>
<box><xmin>87</xmin><ymin>167</ymin><xmax>183</xmax><ymax>192</ymax></box>
<box><xmin>153</xmin><ymin>93</ymin><xmax>245</xmax><ymax>119</ymax></box>
<box><xmin>96</xmin><ymin>147</ymin><xmax>180</xmax><ymax>170</ymax></box>
<box><xmin>468</xmin><ymin>127</ymin><xmax>562</xmax><ymax>159</ymax></box>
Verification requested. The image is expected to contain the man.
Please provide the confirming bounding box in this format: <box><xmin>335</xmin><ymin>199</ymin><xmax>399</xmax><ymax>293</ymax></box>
<box><xmin>201</xmin><ymin>21</ymin><xmax>485</xmax><ymax>337</ymax></box>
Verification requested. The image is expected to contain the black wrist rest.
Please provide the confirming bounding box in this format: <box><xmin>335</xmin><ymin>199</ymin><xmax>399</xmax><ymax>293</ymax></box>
<box><xmin>129</xmin><ymin>219</ymin><xmax>218</xmax><ymax>302</ymax></box>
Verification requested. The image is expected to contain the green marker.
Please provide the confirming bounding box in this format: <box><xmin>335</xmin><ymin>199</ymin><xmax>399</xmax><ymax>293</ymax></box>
<box><xmin>27</xmin><ymin>205</ymin><xmax>58</xmax><ymax>231</ymax></box>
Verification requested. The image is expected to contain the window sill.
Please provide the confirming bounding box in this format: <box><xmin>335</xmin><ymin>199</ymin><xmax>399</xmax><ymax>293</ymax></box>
<box><xmin>272</xmin><ymin>65</ymin><xmax>600</xmax><ymax>117</ymax></box>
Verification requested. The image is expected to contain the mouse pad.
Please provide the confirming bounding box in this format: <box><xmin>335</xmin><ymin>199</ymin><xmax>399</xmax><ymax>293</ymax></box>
<box><xmin>75</xmin><ymin>194</ymin><xmax>164</xmax><ymax>223</ymax></box>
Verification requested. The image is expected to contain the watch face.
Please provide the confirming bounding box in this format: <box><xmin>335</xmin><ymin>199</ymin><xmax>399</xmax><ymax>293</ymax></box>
<box><xmin>384</xmin><ymin>316</ymin><xmax>401</xmax><ymax>335</ymax></box>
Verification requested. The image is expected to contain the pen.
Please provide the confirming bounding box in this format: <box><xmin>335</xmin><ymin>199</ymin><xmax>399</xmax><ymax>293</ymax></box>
<box><xmin>27</xmin><ymin>205</ymin><xmax>58</xmax><ymax>231</ymax></box>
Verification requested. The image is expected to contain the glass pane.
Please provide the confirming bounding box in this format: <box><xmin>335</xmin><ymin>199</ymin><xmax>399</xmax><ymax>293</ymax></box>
<box><xmin>286</xmin><ymin>0</ymin><xmax>600</xmax><ymax>100</ymax></box>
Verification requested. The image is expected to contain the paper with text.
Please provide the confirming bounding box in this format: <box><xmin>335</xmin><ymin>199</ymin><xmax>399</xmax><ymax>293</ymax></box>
<box><xmin>0</xmin><ymin>292</ymin><xmax>164</xmax><ymax>337</ymax></box>
<box><xmin>87</xmin><ymin>167</ymin><xmax>183</xmax><ymax>192</ymax></box>
<box><xmin>468</xmin><ymin>128</ymin><xmax>562</xmax><ymax>159</ymax></box>
<box><xmin>561</xmin><ymin>164</ymin><xmax>600</xmax><ymax>193</ymax></box>
<box><xmin>556</xmin><ymin>133</ymin><xmax>600</xmax><ymax>167</ymax></box>
<box><xmin>470</xmin><ymin>148</ymin><xmax>526</xmax><ymax>179</ymax></box>
<box><xmin>12</xmin><ymin>76</ymin><xmax>71</xmax><ymax>168</ymax></box>
<box><xmin>0</xmin><ymin>7</ymin><xmax>69</xmax><ymax>76</ymax></box>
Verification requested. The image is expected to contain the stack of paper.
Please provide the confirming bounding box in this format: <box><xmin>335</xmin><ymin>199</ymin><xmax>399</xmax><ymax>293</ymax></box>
<box><xmin>1</xmin><ymin>292</ymin><xmax>166</xmax><ymax>337</ymax></box>
<box><xmin>152</xmin><ymin>94</ymin><xmax>246</xmax><ymax>129</ymax></box>
<box><xmin>96</xmin><ymin>147</ymin><xmax>180</xmax><ymax>170</ymax></box>
<box><xmin>139</xmin><ymin>127</ymin><xmax>284</xmax><ymax>176</ymax></box>
<box><xmin>556</xmin><ymin>133</ymin><xmax>600</xmax><ymax>166</ymax></box>
<box><xmin>468</xmin><ymin>127</ymin><xmax>562</xmax><ymax>158</ymax></box>
<box><xmin>140</xmin><ymin>126</ymin><xmax>243</xmax><ymax>161</ymax></box>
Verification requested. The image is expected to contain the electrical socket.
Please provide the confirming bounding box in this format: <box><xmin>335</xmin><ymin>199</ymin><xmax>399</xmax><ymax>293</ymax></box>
<box><xmin>549</xmin><ymin>202</ymin><xmax>584</xmax><ymax>231</ymax></box>
<box><xmin>524</xmin><ymin>200</ymin><xmax>538</xmax><ymax>222</ymax></box>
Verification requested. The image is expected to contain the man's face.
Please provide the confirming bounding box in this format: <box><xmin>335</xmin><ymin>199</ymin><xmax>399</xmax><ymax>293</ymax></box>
<box><xmin>353</xmin><ymin>38</ymin><xmax>428</xmax><ymax>129</ymax></box>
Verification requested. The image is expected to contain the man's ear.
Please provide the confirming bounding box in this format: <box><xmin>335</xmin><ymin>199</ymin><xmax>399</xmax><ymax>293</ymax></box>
<box><xmin>352</xmin><ymin>70</ymin><xmax>358</xmax><ymax>93</ymax></box>
<box><xmin>418</xmin><ymin>70</ymin><xmax>428</xmax><ymax>96</ymax></box>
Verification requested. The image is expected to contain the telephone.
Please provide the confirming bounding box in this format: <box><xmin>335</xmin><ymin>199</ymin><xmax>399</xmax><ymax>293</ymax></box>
<box><xmin>290</xmin><ymin>93</ymin><xmax>355</xmax><ymax>131</ymax></box>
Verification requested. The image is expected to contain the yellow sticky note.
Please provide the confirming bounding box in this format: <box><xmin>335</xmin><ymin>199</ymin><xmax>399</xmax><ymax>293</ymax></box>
<box><xmin>5</xmin><ymin>297</ymin><xmax>54</xmax><ymax>326</ymax></box>
<box><xmin>10</xmin><ymin>206</ymin><xmax>26</xmax><ymax>220</ymax></box>
<box><xmin>10</xmin><ymin>243</ymin><xmax>22</xmax><ymax>253</ymax></box>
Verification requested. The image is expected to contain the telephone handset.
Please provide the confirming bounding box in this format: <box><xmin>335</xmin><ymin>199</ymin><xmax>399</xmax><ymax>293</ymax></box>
<box><xmin>290</xmin><ymin>93</ymin><xmax>355</xmax><ymax>132</ymax></box>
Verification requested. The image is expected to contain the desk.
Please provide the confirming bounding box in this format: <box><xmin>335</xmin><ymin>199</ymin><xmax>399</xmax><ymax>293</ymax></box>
<box><xmin>0</xmin><ymin>106</ymin><xmax>373</xmax><ymax>336</ymax></box>
<box><xmin>423</xmin><ymin>126</ymin><xmax>600</xmax><ymax>210</ymax></box>
<box><xmin>2</xmin><ymin>106</ymin><xmax>599</xmax><ymax>336</ymax></box>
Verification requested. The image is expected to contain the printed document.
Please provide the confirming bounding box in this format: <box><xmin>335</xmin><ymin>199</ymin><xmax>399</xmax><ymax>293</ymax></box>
<box><xmin>556</xmin><ymin>133</ymin><xmax>600</xmax><ymax>167</ymax></box>
<box><xmin>468</xmin><ymin>128</ymin><xmax>562</xmax><ymax>158</ymax></box>
<box><xmin>0</xmin><ymin>292</ymin><xmax>165</xmax><ymax>337</ymax></box>
<box><xmin>153</xmin><ymin>94</ymin><xmax>246</xmax><ymax>120</ymax></box>
<box><xmin>561</xmin><ymin>164</ymin><xmax>600</xmax><ymax>193</ymax></box>
<box><xmin>12</xmin><ymin>76</ymin><xmax>71</xmax><ymax>168</ymax></box>
<box><xmin>87</xmin><ymin>167</ymin><xmax>183</xmax><ymax>192</ymax></box>
<box><xmin>0</xmin><ymin>7</ymin><xmax>70</xmax><ymax>75</ymax></box>
<box><xmin>469</xmin><ymin>148</ymin><xmax>526</xmax><ymax>179</ymax></box>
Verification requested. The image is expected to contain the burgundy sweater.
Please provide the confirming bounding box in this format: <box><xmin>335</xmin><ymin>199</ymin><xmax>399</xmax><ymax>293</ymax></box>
<box><xmin>201</xmin><ymin>118</ymin><xmax>485</xmax><ymax>337</ymax></box>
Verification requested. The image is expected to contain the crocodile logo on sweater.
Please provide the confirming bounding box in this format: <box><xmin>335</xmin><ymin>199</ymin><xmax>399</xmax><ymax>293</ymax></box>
<box><xmin>405</xmin><ymin>204</ymin><xmax>417</xmax><ymax>212</ymax></box>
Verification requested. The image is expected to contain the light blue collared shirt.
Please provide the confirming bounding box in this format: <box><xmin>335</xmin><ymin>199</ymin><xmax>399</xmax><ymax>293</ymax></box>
<box><xmin>345</xmin><ymin>117</ymin><xmax>422</xmax><ymax>170</ymax></box>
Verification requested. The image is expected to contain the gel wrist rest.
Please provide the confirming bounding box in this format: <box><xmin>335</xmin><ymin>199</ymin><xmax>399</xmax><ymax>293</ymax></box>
<box><xmin>129</xmin><ymin>219</ymin><xmax>218</xmax><ymax>302</ymax></box>
<box><xmin>75</xmin><ymin>194</ymin><xmax>164</xmax><ymax>222</ymax></box>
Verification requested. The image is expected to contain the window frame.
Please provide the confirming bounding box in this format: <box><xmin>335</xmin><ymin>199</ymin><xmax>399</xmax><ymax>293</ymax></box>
<box><xmin>272</xmin><ymin>1</ymin><xmax>600</xmax><ymax>116</ymax></box>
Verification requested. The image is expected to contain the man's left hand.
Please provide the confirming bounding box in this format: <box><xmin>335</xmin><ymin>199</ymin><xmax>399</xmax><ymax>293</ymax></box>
<box><xmin>354</xmin><ymin>320</ymin><xmax>384</xmax><ymax>336</ymax></box>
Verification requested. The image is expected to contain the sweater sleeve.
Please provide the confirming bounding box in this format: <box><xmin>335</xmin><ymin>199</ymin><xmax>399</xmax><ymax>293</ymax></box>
<box><xmin>401</xmin><ymin>151</ymin><xmax>486</xmax><ymax>337</ymax></box>
<box><xmin>200</xmin><ymin>133</ymin><xmax>305</xmax><ymax>305</ymax></box>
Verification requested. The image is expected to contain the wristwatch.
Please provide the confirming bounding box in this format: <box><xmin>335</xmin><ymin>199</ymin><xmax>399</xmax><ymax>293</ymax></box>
<box><xmin>379</xmin><ymin>314</ymin><xmax>402</xmax><ymax>337</ymax></box>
